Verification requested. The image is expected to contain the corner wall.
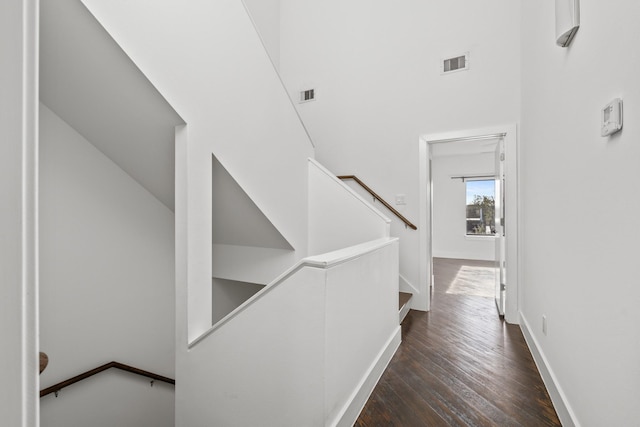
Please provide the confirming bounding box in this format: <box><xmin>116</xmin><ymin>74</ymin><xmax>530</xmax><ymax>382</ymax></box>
<box><xmin>39</xmin><ymin>104</ymin><xmax>175</xmax><ymax>427</ymax></box>
<box><xmin>520</xmin><ymin>0</ymin><xmax>640</xmax><ymax>424</ymax></box>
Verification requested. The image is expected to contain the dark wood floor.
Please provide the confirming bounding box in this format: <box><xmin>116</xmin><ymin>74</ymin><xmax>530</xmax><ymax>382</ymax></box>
<box><xmin>355</xmin><ymin>258</ymin><xmax>561</xmax><ymax>426</ymax></box>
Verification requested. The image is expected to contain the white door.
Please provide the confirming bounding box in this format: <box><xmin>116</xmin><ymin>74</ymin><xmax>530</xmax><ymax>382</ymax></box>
<box><xmin>494</xmin><ymin>139</ymin><xmax>506</xmax><ymax>316</ymax></box>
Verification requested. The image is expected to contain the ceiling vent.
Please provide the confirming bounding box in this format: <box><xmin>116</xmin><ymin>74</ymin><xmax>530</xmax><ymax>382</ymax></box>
<box><xmin>441</xmin><ymin>53</ymin><xmax>469</xmax><ymax>74</ymax></box>
<box><xmin>299</xmin><ymin>88</ymin><xmax>316</xmax><ymax>103</ymax></box>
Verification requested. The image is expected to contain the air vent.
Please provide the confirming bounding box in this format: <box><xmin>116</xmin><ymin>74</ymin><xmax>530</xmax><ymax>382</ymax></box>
<box><xmin>441</xmin><ymin>53</ymin><xmax>469</xmax><ymax>74</ymax></box>
<box><xmin>299</xmin><ymin>88</ymin><xmax>316</xmax><ymax>103</ymax></box>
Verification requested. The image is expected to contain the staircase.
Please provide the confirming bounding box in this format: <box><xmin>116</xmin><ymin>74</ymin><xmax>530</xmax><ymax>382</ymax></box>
<box><xmin>76</xmin><ymin>1</ymin><xmax>403</xmax><ymax>424</ymax></box>
<box><xmin>337</xmin><ymin>175</ymin><xmax>416</xmax><ymax>325</ymax></box>
<box><xmin>399</xmin><ymin>292</ymin><xmax>412</xmax><ymax>323</ymax></box>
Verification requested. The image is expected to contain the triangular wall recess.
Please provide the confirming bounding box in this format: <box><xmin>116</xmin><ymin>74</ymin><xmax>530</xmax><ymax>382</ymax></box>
<box><xmin>212</xmin><ymin>155</ymin><xmax>294</xmax><ymax>250</ymax></box>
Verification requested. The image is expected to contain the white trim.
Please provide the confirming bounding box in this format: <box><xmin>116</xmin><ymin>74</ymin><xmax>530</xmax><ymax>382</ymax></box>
<box><xmin>503</xmin><ymin>124</ymin><xmax>519</xmax><ymax>323</ymax></box>
<box><xmin>520</xmin><ymin>313</ymin><xmax>580</xmax><ymax>427</ymax></box>
<box><xmin>417</xmin><ymin>139</ymin><xmax>430</xmax><ymax>311</ymax></box>
<box><xmin>175</xmin><ymin>124</ymin><xmax>189</xmax><ymax>351</ymax></box>
<box><xmin>419</xmin><ymin>124</ymin><xmax>520</xmax><ymax>323</ymax></box>
<box><xmin>430</xmin><ymin>133</ymin><xmax>505</xmax><ymax>145</ymax></box>
<box><xmin>332</xmin><ymin>326</ymin><xmax>401</xmax><ymax>427</ymax></box>
<box><xmin>398</xmin><ymin>300</ymin><xmax>411</xmax><ymax>324</ymax></box>
<box><xmin>189</xmin><ymin>237</ymin><xmax>398</xmax><ymax>347</ymax></box>
<box><xmin>423</xmin><ymin>127</ymin><xmax>507</xmax><ymax>144</ymax></box>
<box><xmin>19</xmin><ymin>1</ymin><xmax>39</xmax><ymax>424</ymax></box>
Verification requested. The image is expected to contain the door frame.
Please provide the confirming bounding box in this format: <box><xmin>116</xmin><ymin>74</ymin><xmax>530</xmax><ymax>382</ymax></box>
<box><xmin>418</xmin><ymin>124</ymin><xmax>520</xmax><ymax>324</ymax></box>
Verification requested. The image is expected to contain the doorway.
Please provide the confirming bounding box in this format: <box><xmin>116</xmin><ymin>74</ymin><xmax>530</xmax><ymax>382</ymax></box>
<box><xmin>418</xmin><ymin>125</ymin><xmax>519</xmax><ymax>324</ymax></box>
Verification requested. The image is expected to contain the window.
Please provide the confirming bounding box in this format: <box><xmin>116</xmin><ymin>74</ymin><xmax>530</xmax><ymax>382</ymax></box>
<box><xmin>465</xmin><ymin>179</ymin><xmax>495</xmax><ymax>236</ymax></box>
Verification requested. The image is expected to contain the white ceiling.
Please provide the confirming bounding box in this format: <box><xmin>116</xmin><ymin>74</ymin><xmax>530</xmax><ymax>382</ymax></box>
<box><xmin>40</xmin><ymin>0</ymin><xmax>184</xmax><ymax>211</ymax></box>
<box><xmin>430</xmin><ymin>138</ymin><xmax>499</xmax><ymax>158</ymax></box>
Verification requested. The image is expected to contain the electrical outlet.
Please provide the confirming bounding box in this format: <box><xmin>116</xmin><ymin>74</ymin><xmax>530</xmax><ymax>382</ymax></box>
<box><xmin>542</xmin><ymin>315</ymin><xmax>547</xmax><ymax>336</ymax></box>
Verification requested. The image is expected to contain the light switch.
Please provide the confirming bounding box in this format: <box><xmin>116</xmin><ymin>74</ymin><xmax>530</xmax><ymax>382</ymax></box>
<box><xmin>395</xmin><ymin>194</ymin><xmax>406</xmax><ymax>205</ymax></box>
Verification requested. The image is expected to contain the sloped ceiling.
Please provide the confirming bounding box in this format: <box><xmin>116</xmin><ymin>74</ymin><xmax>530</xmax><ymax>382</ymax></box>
<box><xmin>40</xmin><ymin>0</ymin><xmax>184</xmax><ymax>211</ymax></box>
<box><xmin>212</xmin><ymin>155</ymin><xmax>293</xmax><ymax>250</ymax></box>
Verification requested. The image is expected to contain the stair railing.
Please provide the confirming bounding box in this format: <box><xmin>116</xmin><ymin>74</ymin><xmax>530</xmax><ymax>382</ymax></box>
<box><xmin>40</xmin><ymin>361</ymin><xmax>175</xmax><ymax>397</ymax></box>
<box><xmin>337</xmin><ymin>175</ymin><xmax>417</xmax><ymax>230</ymax></box>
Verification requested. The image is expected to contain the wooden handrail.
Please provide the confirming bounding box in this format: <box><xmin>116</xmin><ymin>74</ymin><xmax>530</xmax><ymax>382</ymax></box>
<box><xmin>40</xmin><ymin>361</ymin><xmax>175</xmax><ymax>397</ymax></box>
<box><xmin>338</xmin><ymin>175</ymin><xmax>417</xmax><ymax>230</ymax></box>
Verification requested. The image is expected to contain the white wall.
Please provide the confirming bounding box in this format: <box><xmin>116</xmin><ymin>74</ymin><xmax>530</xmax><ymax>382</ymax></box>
<box><xmin>339</xmin><ymin>178</ymin><xmax>420</xmax><ymax>296</ymax></box>
<box><xmin>187</xmin><ymin>267</ymin><xmax>327</xmax><ymax>426</ymax></box>
<box><xmin>520</xmin><ymin>1</ymin><xmax>640</xmax><ymax>425</ymax></box>
<box><xmin>82</xmin><ymin>0</ymin><xmax>315</xmax><ymax>344</ymax></box>
<box><xmin>212</xmin><ymin>278</ymin><xmax>264</xmax><ymax>324</ymax></box>
<box><xmin>40</xmin><ymin>0</ymin><xmax>185</xmax><ymax>212</ymax></box>
<box><xmin>211</xmin><ymin>154</ymin><xmax>297</xmax><ymax>286</ymax></box>
<box><xmin>181</xmin><ymin>238</ymin><xmax>399</xmax><ymax>426</ymax></box>
<box><xmin>40</xmin><ymin>374</ymin><xmax>175</xmax><ymax>427</ymax></box>
<box><xmin>308</xmin><ymin>159</ymin><xmax>390</xmax><ymax>255</ymax></box>
<box><xmin>79</xmin><ymin>2</ymin><xmax>316</xmax><ymax>425</ymax></box>
<box><xmin>0</xmin><ymin>0</ymin><xmax>38</xmax><ymax>424</ymax></box>
<box><xmin>212</xmin><ymin>245</ymin><xmax>296</xmax><ymax>286</ymax></box>
<box><xmin>322</xmin><ymin>240</ymin><xmax>399</xmax><ymax>425</ymax></box>
<box><xmin>279</xmin><ymin>0</ymin><xmax>521</xmax><ymax>310</ymax></box>
<box><xmin>242</xmin><ymin>0</ymin><xmax>281</xmax><ymax>68</ymax></box>
<box><xmin>39</xmin><ymin>104</ymin><xmax>175</xmax><ymax>427</ymax></box>
<box><xmin>432</xmin><ymin>152</ymin><xmax>495</xmax><ymax>261</ymax></box>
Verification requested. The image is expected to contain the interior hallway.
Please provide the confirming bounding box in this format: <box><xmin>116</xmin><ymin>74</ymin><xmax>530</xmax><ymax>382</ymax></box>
<box><xmin>355</xmin><ymin>258</ymin><xmax>561</xmax><ymax>426</ymax></box>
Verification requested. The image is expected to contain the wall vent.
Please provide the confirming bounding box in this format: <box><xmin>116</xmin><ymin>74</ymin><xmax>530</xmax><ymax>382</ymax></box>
<box><xmin>299</xmin><ymin>89</ymin><xmax>316</xmax><ymax>103</ymax></box>
<box><xmin>441</xmin><ymin>53</ymin><xmax>469</xmax><ymax>74</ymax></box>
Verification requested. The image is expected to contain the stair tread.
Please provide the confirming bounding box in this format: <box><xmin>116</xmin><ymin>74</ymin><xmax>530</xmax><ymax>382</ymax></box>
<box><xmin>399</xmin><ymin>292</ymin><xmax>412</xmax><ymax>310</ymax></box>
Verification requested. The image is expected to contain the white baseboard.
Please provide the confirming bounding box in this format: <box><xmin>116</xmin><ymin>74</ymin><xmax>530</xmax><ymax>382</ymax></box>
<box><xmin>333</xmin><ymin>326</ymin><xmax>402</xmax><ymax>427</ymax></box>
<box><xmin>399</xmin><ymin>299</ymin><xmax>411</xmax><ymax>324</ymax></box>
<box><xmin>519</xmin><ymin>313</ymin><xmax>579</xmax><ymax>427</ymax></box>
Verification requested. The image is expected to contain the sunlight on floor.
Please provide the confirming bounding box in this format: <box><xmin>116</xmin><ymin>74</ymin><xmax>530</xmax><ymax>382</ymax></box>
<box><xmin>446</xmin><ymin>265</ymin><xmax>496</xmax><ymax>298</ymax></box>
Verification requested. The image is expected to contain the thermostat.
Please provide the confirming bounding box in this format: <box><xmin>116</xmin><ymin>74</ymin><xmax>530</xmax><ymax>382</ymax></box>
<box><xmin>601</xmin><ymin>98</ymin><xmax>623</xmax><ymax>137</ymax></box>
